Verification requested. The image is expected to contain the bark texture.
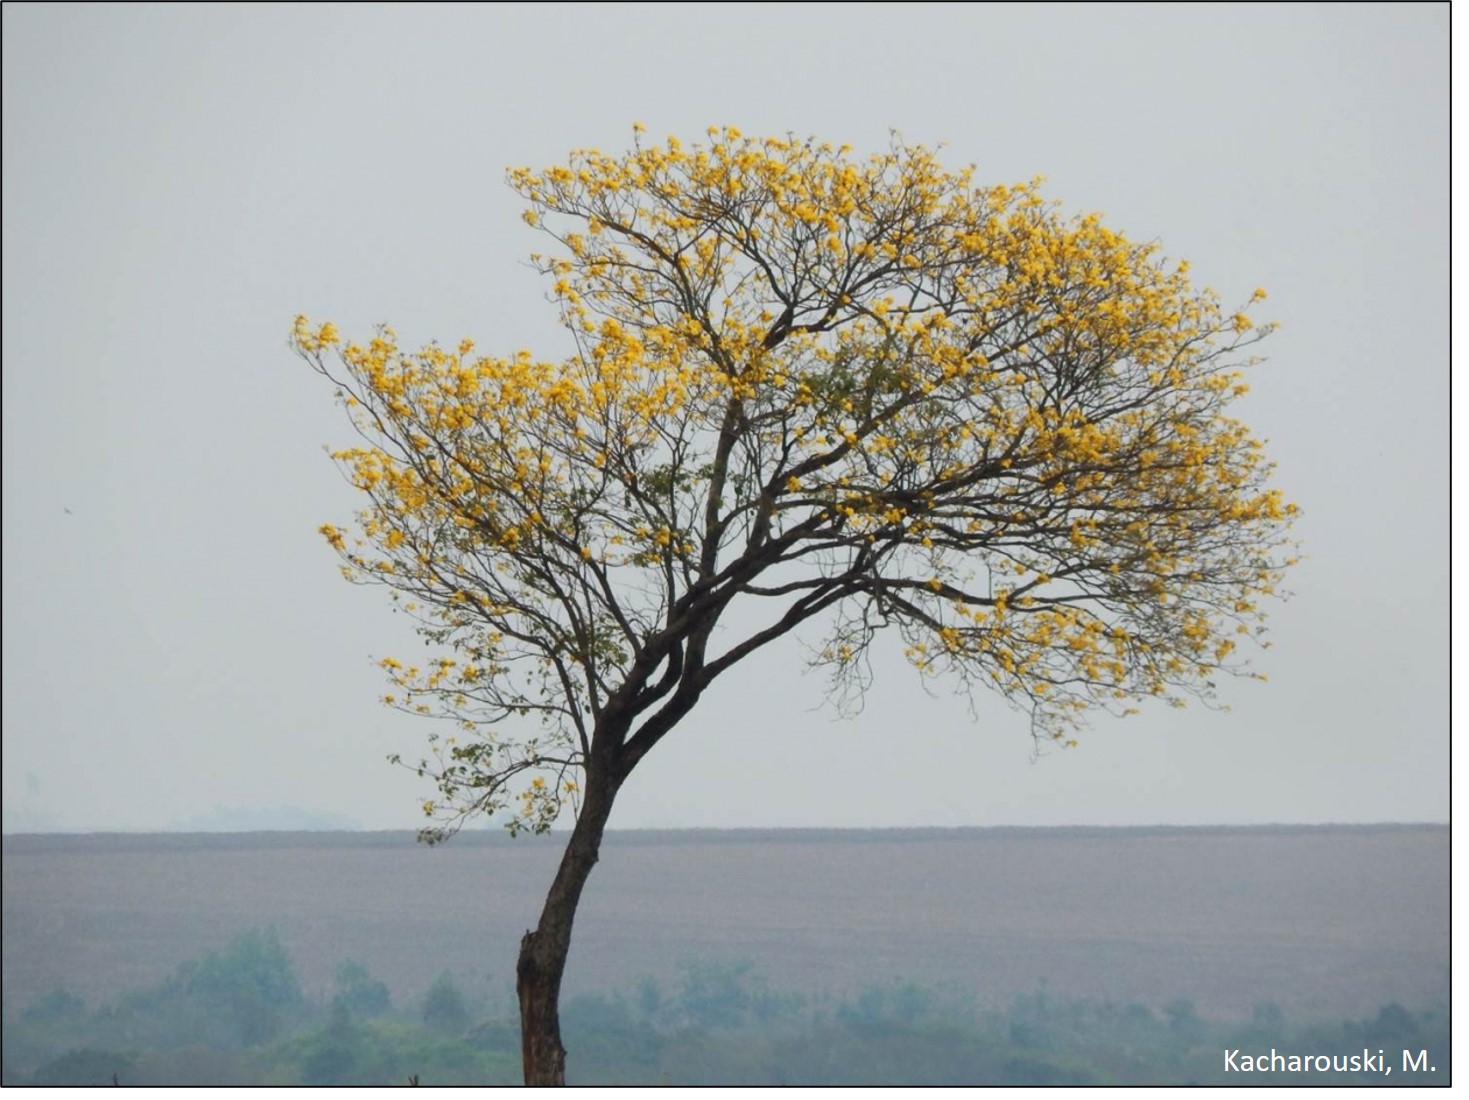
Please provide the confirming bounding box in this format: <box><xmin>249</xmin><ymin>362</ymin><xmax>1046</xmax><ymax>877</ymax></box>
<box><xmin>516</xmin><ymin>767</ymin><xmax>618</xmax><ymax>1086</ymax></box>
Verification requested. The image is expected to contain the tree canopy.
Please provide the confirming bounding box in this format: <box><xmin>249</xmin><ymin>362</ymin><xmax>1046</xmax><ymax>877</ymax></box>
<box><xmin>295</xmin><ymin>127</ymin><xmax>1293</xmax><ymax>842</ymax></box>
<box><xmin>296</xmin><ymin>126</ymin><xmax>1296</xmax><ymax>1082</ymax></box>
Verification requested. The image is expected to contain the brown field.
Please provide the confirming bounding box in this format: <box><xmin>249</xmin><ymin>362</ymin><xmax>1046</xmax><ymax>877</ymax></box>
<box><xmin>1</xmin><ymin>825</ymin><xmax>1448</xmax><ymax>1020</ymax></box>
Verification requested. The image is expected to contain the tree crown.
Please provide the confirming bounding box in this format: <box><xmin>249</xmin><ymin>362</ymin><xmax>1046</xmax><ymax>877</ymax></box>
<box><xmin>295</xmin><ymin>127</ymin><xmax>1294</xmax><ymax>839</ymax></box>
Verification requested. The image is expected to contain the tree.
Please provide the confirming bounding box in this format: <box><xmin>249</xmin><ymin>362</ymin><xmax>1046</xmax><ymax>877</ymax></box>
<box><xmin>185</xmin><ymin>927</ymin><xmax>303</xmax><ymax>1047</ymax></box>
<box><xmin>294</xmin><ymin>127</ymin><xmax>1294</xmax><ymax>1084</ymax></box>
<box><xmin>334</xmin><ymin>959</ymin><xmax>391</xmax><ymax>1019</ymax></box>
<box><xmin>422</xmin><ymin>971</ymin><xmax>471</xmax><ymax>1036</ymax></box>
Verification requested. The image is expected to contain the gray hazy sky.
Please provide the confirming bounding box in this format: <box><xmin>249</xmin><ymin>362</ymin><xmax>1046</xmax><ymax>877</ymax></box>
<box><xmin>1</xmin><ymin>4</ymin><xmax>1448</xmax><ymax>832</ymax></box>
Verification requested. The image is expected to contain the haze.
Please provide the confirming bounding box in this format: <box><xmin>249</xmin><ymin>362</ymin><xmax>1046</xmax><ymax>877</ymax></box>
<box><xmin>1</xmin><ymin>4</ymin><xmax>1448</xmax><ymax>833</ymax></box>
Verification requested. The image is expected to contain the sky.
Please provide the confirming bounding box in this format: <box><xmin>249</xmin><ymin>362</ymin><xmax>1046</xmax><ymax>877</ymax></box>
<box><xmin>1</xmin><ymin>3</ymin><xmax>1449</xmax><ymax>832</ymax></box>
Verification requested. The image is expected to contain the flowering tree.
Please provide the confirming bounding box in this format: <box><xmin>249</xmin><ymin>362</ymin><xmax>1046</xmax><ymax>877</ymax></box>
<box><xmin>294</xmin><ymin>127</ymin><xmax>1294</xmax><ymax>1085</ymax></box>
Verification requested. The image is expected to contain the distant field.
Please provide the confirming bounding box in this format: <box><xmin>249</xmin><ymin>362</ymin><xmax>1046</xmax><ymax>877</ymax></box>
<box><xmin>2</xmin><ymin>825</ymin><xmax>1448</xmax><ymax>1020</ymax></box>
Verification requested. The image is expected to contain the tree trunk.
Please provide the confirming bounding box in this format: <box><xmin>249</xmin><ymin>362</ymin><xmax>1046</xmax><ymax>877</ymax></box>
<box><xmin>516</xmin><ymin>766</ymin><xmax>619</xmax><ymax>1086</ymax></box>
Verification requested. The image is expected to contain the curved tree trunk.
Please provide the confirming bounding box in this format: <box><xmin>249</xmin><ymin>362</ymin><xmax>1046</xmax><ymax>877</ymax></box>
<box><xmin>516</xmin><ymin>764</ymin><xmax>619</xmax><ymax>1086</ymax></box>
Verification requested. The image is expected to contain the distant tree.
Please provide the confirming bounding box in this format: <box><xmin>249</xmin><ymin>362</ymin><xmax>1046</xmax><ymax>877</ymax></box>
<box><xmin>186</xmin><ymin>927</ymin><xmax>302</xmax><ymax>1046</ymax></box>
<box><xmin>838</xmin><ymin>980</ymin><xmax>935</xmax><ymax>1034</ymax></box>
<box><xmin>559</xmin><ymin>993</ymin><xmax>663</xmax><ymax>1080</ymax></box>
<box><xmin>27</xmin><ymin>1048</ymin><xmax>133</xmax><ymax>1087</ymax></box>
<box><xmin>300</xmin><ymin>997</ymin><xmax>362</xmax><ymax>1086</ymax></box>
<box><xmin>297</xmin><ymin>126</ymin><xmax>1295</xmax><ymax>1084</ymax></box>
<box><xmin>20</xmin><ymin>988</ymin><xmax>87</xmax><ymax>1026</ymax></box>
<box><xmin>1163</xmin><ymin>998</ymin><xmax>1206</xmax><ymax>1046</ymax></box>
<box><xmin>334</xmin><ymin>959</ymin><xmax>391</xmax><ymax>1018</ymax></box>
<box><xmin>1241</xmin><ymin>1000</ymin><xmax>1284</xmax><ymax>1042</ymax></box>
<box><xmin>422</xmin><ymin>972</ymin><xmax>470</xmax><ymax>1036</ymax></box>
<box><xmin>1360</xmin><ymin>1002</ymin><xmax>1419</xmax><ymax>1046</ymax></box>
<box><xmin>676</xmin><ymin>959</ymin><xmax>754</xmax><ymax>1030</ymax></box>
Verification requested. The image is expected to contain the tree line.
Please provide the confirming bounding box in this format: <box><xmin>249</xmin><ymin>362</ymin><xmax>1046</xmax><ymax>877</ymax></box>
<box><xmin>4</xmin><ymin>928</ymin><xmax>1445</xmax><ymax>1086</ymax></box>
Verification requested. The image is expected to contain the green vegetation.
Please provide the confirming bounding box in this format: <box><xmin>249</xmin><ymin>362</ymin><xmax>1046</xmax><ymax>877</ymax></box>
<box><xmin>2</xmin><ymin>930</ymin><xmax>1449</xmax><ymax>1086</ymax></box>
